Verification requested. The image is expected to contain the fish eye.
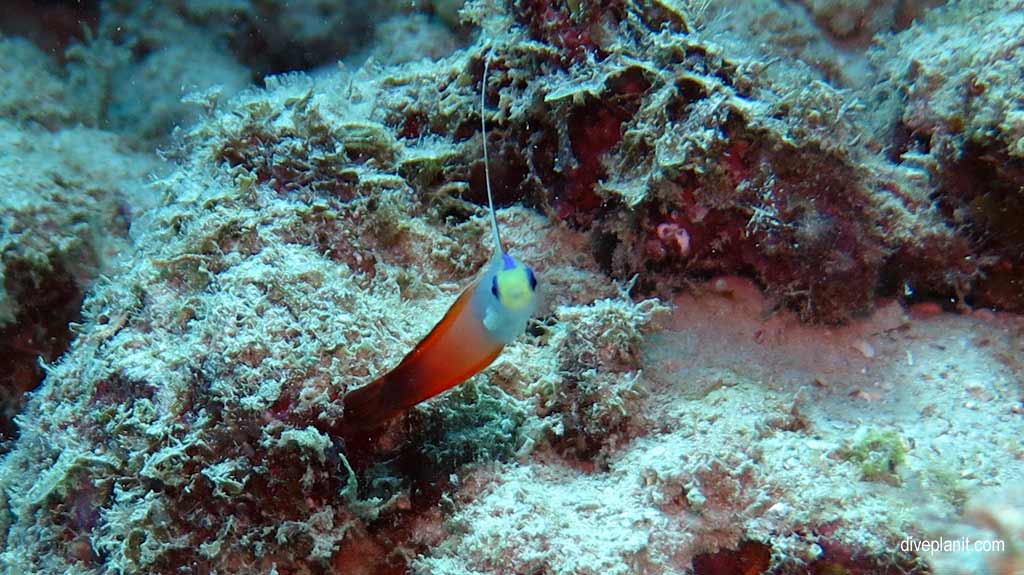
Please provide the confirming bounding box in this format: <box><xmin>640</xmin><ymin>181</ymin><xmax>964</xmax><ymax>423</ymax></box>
<box><xmin>491</xmin><ymin>275</ymin><xmax>499</xmax><ymax>298</ymax></box>
<box><xmin>526</xmin><ymin>268</ymin><xmax>537</xmax><ymax>291</ymax></box>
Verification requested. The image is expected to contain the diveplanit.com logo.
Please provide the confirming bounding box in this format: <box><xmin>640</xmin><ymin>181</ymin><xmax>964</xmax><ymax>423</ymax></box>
<box><xmin>900</xmin><ymin>536</ymin><xmax>1006</xmax><ymax>554</ymax></box>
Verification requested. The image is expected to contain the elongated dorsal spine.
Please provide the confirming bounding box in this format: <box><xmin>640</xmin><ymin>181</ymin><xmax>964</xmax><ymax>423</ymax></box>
<box><xmin>480</xmin><ymin>49</ymin><xmax>504</xmax><ymax>256</ymax></box>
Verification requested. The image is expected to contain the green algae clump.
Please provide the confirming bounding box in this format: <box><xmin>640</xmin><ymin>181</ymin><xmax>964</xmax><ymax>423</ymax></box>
<box><xmin>842</xmin><ymin>429</ymin><xmax>908</xmax><ymax>485</ymax></box>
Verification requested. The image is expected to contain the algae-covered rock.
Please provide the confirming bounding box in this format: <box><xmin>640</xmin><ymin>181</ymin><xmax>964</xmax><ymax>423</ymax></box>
<box><xmin>0</xmin><ymin>42</ymin><xmax>623</xmax><ymax>572</ymax></box>
<box><xmin>0</xmin><ymin>38</ymin><xmax>72</xmax><ymax>127</ymax></box>
<box><xmin>0</xmin><ymin>121</ymin><xmax>163</xmax><ymax>439</ymax></box>
<box><xmin>871</xmin><ymin>0</ymin><xmax>1024</xmax><ymax>312</ymax></box>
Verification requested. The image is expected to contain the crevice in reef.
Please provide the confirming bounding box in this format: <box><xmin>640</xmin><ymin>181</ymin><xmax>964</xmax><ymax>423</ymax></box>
<box><xmin>0</xmin><ymin>0</ymin><xmax>100</xmax><ymax>59</ymax></box>
<box><xmin>0</xmin><ymin>262</ymin><xmax>84</xmax><ymax>442</ymax></box>
<box><xmin>937</xmin><ymin>142</ymin><xmax>1024</xmax><ymax>311</ymax></box>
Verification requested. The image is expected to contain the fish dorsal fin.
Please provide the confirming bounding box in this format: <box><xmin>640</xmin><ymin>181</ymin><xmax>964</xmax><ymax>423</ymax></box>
<box><xmin>480</xmin><ymin>48</ymin><xmax>504</xmax><ymax>257</ymax></box>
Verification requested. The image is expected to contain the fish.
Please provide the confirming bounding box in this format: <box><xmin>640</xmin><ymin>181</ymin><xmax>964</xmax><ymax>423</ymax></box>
<box><xmin>342</xmin><ymin>51</ymin><xmax>539</xmax><ymax>431</ymax></box>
